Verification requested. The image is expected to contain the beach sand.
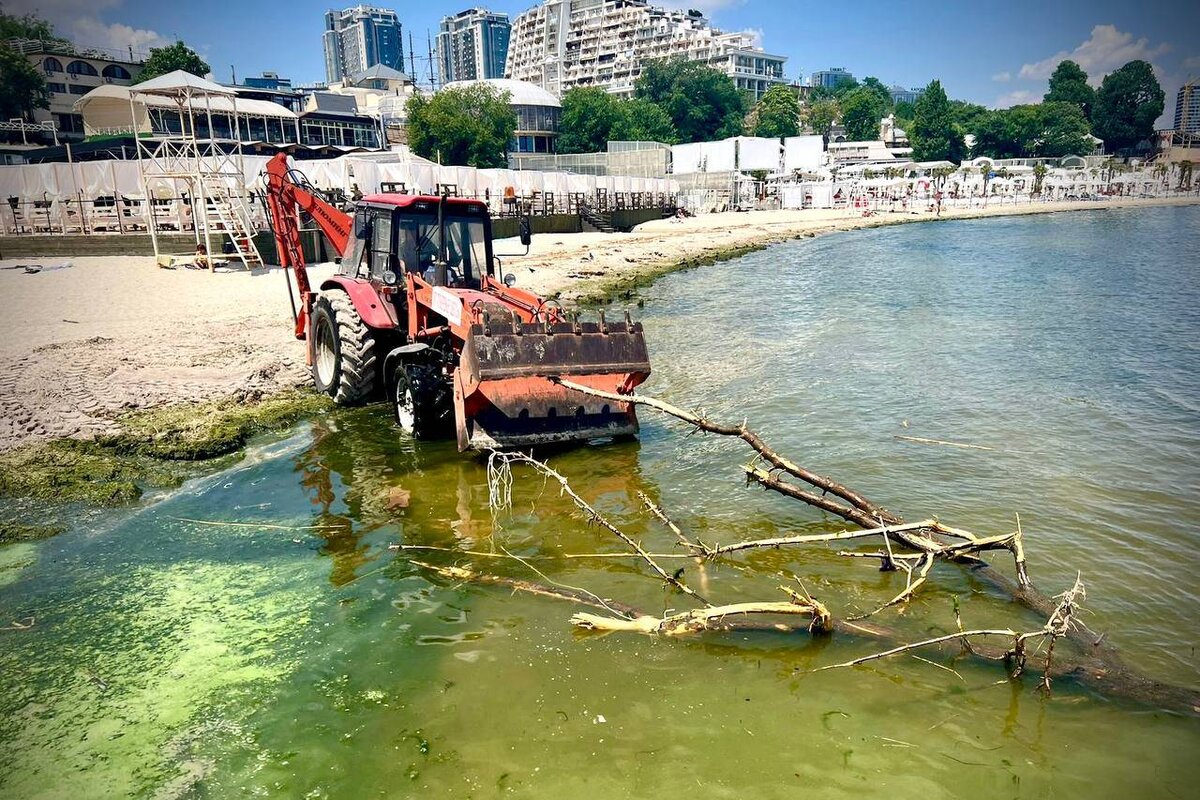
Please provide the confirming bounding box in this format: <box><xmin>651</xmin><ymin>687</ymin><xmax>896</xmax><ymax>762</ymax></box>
<box><xmin>0</xmin><ymin>195</ymin><xmax>1195</xmax><ymax>451</ymax></box>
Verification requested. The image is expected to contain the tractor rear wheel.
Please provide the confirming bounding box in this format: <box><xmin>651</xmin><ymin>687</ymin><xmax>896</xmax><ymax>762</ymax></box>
<box><xmin>391</xmin><ymin>362</ymin><xmax>452</xmax><ymax>439</ymax></box>
<box><xmin>310</xmin><ymin>290</ymin><xmax>378</xmax><ymax>405</ymax></box>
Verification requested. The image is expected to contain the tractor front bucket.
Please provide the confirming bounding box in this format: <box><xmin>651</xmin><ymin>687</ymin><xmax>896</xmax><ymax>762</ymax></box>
<box><xmin>454</xmin><ymin>316</ymin><xmax>651</xmax><ymax>450</ymax></box>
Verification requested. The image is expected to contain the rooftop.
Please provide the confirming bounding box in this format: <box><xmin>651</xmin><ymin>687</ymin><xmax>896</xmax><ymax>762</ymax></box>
<box><xmin>442</xmin><ymin>78</ymin><xmax>561</xmax><ymax>108</ymax></box>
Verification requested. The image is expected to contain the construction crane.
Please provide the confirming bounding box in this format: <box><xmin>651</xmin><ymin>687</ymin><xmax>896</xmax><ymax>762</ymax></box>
<box><xmin>260</xmin><ymin>152</ymin><xmax>652</xmax><ymax>450</ymax></box>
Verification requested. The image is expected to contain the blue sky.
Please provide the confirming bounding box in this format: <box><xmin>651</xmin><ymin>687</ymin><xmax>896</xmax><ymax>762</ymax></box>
<box><xmin>14</xmin><ymin>0</ymin><xmax>1199</xmax><ymax>123</ymax></box>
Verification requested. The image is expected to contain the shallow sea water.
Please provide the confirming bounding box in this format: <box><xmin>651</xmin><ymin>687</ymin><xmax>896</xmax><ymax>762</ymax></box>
<box><xmin>1</xmin><ymin>205</ymin><xmax>1197</xmax><ymax>798</ymax></box>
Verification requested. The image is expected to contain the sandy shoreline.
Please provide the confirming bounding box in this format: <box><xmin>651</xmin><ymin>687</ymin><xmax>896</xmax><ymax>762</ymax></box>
<box><xmin>0</xmin><ymin>194</ymin><xmax>1195</xmax><ymax>452</ymax></box>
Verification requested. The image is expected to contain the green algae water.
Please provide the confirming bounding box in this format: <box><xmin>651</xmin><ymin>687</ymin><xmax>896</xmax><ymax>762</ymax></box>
<box><xmin>2</xmin><ymin>205</ymin><xmax>1198</xmax><ymax>798</ymax></box>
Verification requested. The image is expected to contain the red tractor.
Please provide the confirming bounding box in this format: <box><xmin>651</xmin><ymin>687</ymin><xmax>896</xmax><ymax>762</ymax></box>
<box><xmin>261</xmin><ymin>153</ymin><xmax>651</xmax><ymax>450</ymax></box>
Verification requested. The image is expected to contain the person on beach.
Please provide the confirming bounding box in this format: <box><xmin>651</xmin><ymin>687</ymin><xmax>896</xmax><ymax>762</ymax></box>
<box><xmin>194</xmin><ymin>243</ymin><xmax>209</xmax><ymax>269</ymax></box>
<box><xmin>935</xmin><ymin>190</ymin><xmax>943</xmax><ymax>217</ymax></box>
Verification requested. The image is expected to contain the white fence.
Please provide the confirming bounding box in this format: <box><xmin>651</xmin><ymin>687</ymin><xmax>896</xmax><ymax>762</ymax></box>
<box><xmin>0</xmin><ymin>154</ymin><xmax>679</xmax><ymax>236</ymax></box>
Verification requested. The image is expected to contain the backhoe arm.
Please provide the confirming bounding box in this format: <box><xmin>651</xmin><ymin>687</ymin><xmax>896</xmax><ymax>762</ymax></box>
<box><xmin>263</xmin><ymin>152</ymin><xmax>354</xmax><ymax>339</ymax></box>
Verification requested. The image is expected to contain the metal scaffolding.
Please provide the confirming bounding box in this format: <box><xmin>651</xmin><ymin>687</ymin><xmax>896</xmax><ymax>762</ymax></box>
<box><xmin>128</xmin><ymin>70</ymin><xmax>262</xmax><ymax>269</ymax></box>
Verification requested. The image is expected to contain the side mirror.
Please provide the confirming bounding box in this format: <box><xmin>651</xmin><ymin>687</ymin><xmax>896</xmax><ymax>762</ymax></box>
<box><xmin>519</xmin><ymin>216</ymin><xmax>532</xmax><ymax>247</ymax></box>
<box><xmin>503</xmin><ymin>273</ymin><xmax>516</xmax><ymax>288</ymax></box>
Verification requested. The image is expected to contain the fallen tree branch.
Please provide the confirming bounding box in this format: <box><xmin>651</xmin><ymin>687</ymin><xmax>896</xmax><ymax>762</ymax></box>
<box><xmin>487</xmin><ymin>451</ymin><xmax>708</xmax><ymax>605</ymax></box>
<box><xmin>411</xmin><ymin>559</ymin><xmax>1200</xmax><ymax>715</ymax></box>
<box><xmin>558</xmin><ymin>380</ymin><xmax>1035</xmax><ymax>610</ymax></box>
<box><xmin>573</xmin><ymin>599</ymin><xmax>830</xmax><ymax>636</ymax></box>
<box><xmin>552</xmin><ymin>376</ymin><xmax>893</xmax><ymax>523</ymax></box>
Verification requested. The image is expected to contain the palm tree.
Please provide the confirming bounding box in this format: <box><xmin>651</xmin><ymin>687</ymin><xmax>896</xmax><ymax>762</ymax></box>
<box><xmin>1178</xmin><ymin>160</ymin><xmax>1194</xmax><ymax>191</ymax></box>
<box><xmin>977</xmin><ymin>160</ymin><xmax>993</xmax><ymax>205</ymax></box>
<box><xmin>1032</xmin><ymin>162</ymin><xmax>1048</xmax><ymax>198</ymax></box>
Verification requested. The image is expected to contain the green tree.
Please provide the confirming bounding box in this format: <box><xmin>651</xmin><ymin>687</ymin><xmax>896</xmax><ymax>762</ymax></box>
<box><xmin>609</xmin><ymin>98</ymin><xmax>677</xmax><ymax>143</ymax></box>
<box><xmin>405</xmin><ymin>84</ymin><xmax>517</xmax><ymax>168</ymax></box>
<box><xmin>972</xmin><ymin>103</ymin><xmax>1092</xmax><ymax>159</ymax></box>
<box><xmin>0</xmin><ymin>10</ymin><xmax>68</xmax><ymax>121</ymax></box>
<box><xmin>972</xmin><ymin>108</ymin><xmax>1024</xmax><ymax>158</ymax></box>
<box><xmin>0</xmin><ymin>46</ymin><xmax>48</xmax><ymax>120</ymax></box>
<box><xmin>1035</xmin><ymin>101</ymin><xmax>1092</xmax><ymax>157</ymax></box>
<box><xmin>1044</xmin><ymin>60</ymin><xmax>1095</xmax><ymax>121</ymax></box>
<box><xmin>840</xmin><ymin>86</ymin><xmax>887</xmax><ymax>141</ymax></box>
<box><xmin>911</xmin><ymin>80</ymin><xmax>965</xmax><ymax>162</ymax></box>
<box><xmin>635</xmin><ymin>59</ymin><xmax>746</xmax><ymax>142</ymax></box>
<box><xmin>859</xmin><ymin>76</ymin><xmax>894</xmax><ymax>113</ymax></box>
<box><xmin>557</xmin><ymin>87</ymin><xmax>620</xmax><ymax>154</ymax></box>
<box><xmin>133</xmin><ymin>41</ymin><xmax>211</xmax><ymax>83</ymax></box>
<box><xmin>802</xmin><ymin>98</ymin><xmax>840</xmax><ymax>140</ymax></box>
<box><xmin>751</xmin><ymin>85</ymin><xmax>800</xmax><ymax>138</ymax></box>
<box><xmin>948</xmin><ymin>99</ymin><xmax>990</xmax><ymax>131</ymax></box>
<box><xmin>1092</xmin><ymin>60</ymin><xmax>1164</xmax><ymax>152</ymax></box>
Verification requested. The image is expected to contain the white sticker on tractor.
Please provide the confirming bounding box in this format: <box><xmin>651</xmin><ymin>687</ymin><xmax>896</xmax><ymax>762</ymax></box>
<box><xmin>431</xmin><ymin>287</ymin><xmax>463</xmax><ymax>326</ymax></box>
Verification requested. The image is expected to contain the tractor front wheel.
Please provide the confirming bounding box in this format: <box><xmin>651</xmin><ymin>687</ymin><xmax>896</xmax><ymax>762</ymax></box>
<box><xmin>310</xmin><ymin>290</ymin><xmax>378</xmax><ymax>405</ymax></box>
<box><xmin>391</xmin><ymin>362</ymin><xmax>452</xmax><ymax>439</ymax></box>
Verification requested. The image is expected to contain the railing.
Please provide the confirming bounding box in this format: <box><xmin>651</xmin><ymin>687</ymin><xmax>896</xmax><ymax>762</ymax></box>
<box><xmin>0</xmin><ymin>189</ymin><xmax>677</xmax><ymax>238</ymax></box>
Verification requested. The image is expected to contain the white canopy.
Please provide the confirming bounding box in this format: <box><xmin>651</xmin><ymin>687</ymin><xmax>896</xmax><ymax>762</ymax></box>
<box><xmin>76</xmin><ymin>84</ymin><xmax>297</xmax><ymax>119</ymax></box>
<box><xmin>130</xmin><ymin>70</ymin><xmax>236</xmax><ymax>97</ymax></box>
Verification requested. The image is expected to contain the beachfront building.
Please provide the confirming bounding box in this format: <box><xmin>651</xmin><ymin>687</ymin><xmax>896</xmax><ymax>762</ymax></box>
<box><xmin>300</xmin><ymin>92</ymin><xmax>383</xmax><ymax>150</ymax></box>
<box><xmin>75</xmin><ymin>83</ymin><xmax>302</xmax><ymax>146</ymax></box>
<box><xmin>809</xmin><ymin>67</ymin><xmax>855</xmax><ymax>90</ymax></box>
<box><xmin>443</xmin><ymin>78</ymin><xmax>561</xmax><ymax>153</ymax></box>
<box><xmin>323</xmin><ymin>5</ymin><xmax>405</xmax><ymax>85</ymax></box>
<box><xmin>505</xmin><ymin>0</ymin><xmax>787</xmax><ymax>100</ymax></box>
<box><xmin>437</xmin><ymin>8</ymin><xmax>512</xmax><ymax>85</ymax></box>
<box><xmin>6</xmin><ymin>38</ymin><xmax>144</xmax><ymax>144</ymax></box>
<box><xmin>1175</xmin><ymin>81</ymin><xmax>1199</xmax><ymax>135</ymax></box>
<box><xmin>827</xmin><ymin>139</ymin><xmax>900</xmax><ymax>165</ymax></box>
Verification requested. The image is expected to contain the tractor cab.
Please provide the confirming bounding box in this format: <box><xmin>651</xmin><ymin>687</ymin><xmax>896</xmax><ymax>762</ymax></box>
<box><xmin>341</xmin><ymin>195</ymin><xmax>494</xmax><ymax>291</ymax></box>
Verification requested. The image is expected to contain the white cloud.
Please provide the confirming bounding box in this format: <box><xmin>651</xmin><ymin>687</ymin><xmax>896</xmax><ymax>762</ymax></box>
<box><xmin>741</xmin><ymin>27</ymin><xmax>764</xmax><ymax>48</ymax></box>
<box><xmin>1183</xmin><ymin>55</ymin><xmax>1200</xmax><ymax>73</ymax></box>
<box><xmin>993</xmin><ymin>89</ymin><xmax>1036</xmax><ymax>108</ymax></box>
<box><xmin>6</xmin><ymin>0</ymin><xmax>168</xmax><ymax>57</ymax></box>
<box><xmin>1018</xmin><ymin>24</ymin><xmax>1172</xmax><ymax>86</ymax></box>
<box><xmin>66</xmin><ymin>18</ymin><xmax>170</xmax><ymax>55</ymax></box>
<box><xmin>992</xmin><ymin>71</ymin><xmax>1011</xmax><ymax>82</ymax></box>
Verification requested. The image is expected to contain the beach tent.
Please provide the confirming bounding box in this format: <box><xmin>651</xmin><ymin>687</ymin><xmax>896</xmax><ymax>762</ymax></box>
<box><xmin>735</xmin><ymin>137</ymin><xmax>783</xmax><ymax>172</ymax></box>
<box><xmin>783</xmin><ymin>136</ymin><xmax>824</xmax><ymax>172</ymax></box>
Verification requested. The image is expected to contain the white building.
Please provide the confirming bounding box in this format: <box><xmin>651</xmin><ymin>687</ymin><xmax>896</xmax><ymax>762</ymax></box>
<box><xmin>505</xmin><ymin>0</ymin><xmax>787</xmax><ymax>100</ymax></box>
<box><xmin>8</xmin><ymin>38</ymin><xmax>144</xmax><ymax>143</ymax></box>
<box><xmin>437</xmin><ymin>8</ymin><xmax>512</xmax><ymax>85</ymax></box>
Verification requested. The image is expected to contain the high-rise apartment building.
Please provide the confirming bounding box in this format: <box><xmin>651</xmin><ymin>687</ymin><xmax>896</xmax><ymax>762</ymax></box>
<box><xmin>505</xmin><ymin>0</ymin><xmax>787</xmax><ymax>100</ymax></box>
<box><xmin>1175</xmin><ymin>81</ymin><xmax>1199</xmax><ymax>135</ymax></box>
<box><xmin>437</xmin><ymin>8</ymin><xmax>511</xmax><ymax>86</ymax></box>
<box><xmin>323</xmin><ymin>5</ymin><xmax>404</xmax><ymax>85</ymax></box>
<box><xmin>809</xmin><ymin>68</ymin><xmax>855</xmax><ymax>90</ymax></box>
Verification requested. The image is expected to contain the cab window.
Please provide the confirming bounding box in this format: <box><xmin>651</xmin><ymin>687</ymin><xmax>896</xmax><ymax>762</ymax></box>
<box><xmin>369</xmin><ymin>212</ymin><xmax>394</xmax><ymax>278</ymax></box>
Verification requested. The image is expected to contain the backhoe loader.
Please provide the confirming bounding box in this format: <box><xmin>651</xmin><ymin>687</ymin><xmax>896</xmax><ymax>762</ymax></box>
<box><xmin>261</xmin><ymin>152</ymin><xmax>651</xmax><ymax>450</ymax></box>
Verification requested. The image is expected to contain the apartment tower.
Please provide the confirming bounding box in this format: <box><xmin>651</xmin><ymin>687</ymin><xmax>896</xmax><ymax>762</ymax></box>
<box><xmin>323</xmin><ymin>5</ymin><xmax>405</xmax><ymax>84</ymax></box>
<box><xmin>437</xmin><ymin>8</ymin><xmax>512</xmax><ymax>86</ymax></box>
<box><xmin>505</xmin><ymin>0</ymin><xmax>787</xmax><ymax>100</ymax></box>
